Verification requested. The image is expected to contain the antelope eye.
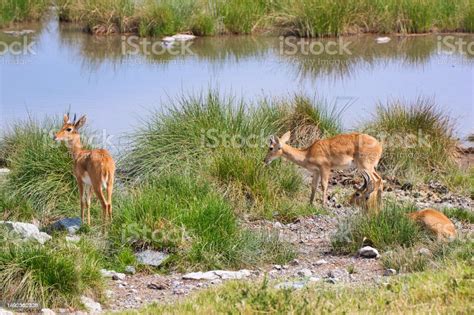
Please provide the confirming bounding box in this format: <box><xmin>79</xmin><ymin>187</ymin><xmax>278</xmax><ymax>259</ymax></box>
<box><xmin>355</xmin><ymin>192</ymin><xmax>361</xmax><ymax>197</ymax></box>
<box><xmin>66</xmin><ymin>128</ymin><xmax>72</xmax><ymax>132</ymax></box>
<box><xmin>269</xmin><ymin>147</ymin><xmax>273</xmax><ymax>151</ymax></box>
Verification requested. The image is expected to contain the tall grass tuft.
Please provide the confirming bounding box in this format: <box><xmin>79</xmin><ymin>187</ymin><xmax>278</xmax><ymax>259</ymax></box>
<box><xmin>331</xmin><ymin>201</ymin><xmax>423</xmax><ymax>254</ymax></box>
<box><xmin>110</xmin><ymin>175</ymin><xmax>295</xmax><ymax>270</ymax></box>
<box><xmin>0</xmin><ymin>0</ymin><xmax>49</xmax><ymax>28</ymax></box>
<box><xmin>0</xmin><ymin>118</ymin><xmax>79</xmax><ymax>222</ymax></box>
<box><xmin>363</xmin><ymin>97</ymin><xmax>458</xmax><ymax>184</ymax></box>
<box><xmin>0</xmin><ymin>234</ymin><xmax>104</xmax><ymax>309</ymax></box>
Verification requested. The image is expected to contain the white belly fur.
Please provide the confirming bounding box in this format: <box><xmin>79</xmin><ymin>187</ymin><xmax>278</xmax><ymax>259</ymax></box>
<box><xmin>82</xmin><ymin>172</ymin><xmax>92</xmax><ymax>186</ymax></box>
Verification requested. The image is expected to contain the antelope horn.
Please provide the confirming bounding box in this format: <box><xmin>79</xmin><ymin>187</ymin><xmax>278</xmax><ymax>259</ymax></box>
<box><xmin>366</xmin><ymin>172</ymin><xmax>375</xmax><ymax>193</ymax></box>
<box><xmin>360</xmin><ymin>171</ymin><xmax>369</xmax><ymax>191</ymax></box>
<box><xmin>73</xmin><ymin>113</ymin><xmax>77</xmax><ymax>124</ymax></box>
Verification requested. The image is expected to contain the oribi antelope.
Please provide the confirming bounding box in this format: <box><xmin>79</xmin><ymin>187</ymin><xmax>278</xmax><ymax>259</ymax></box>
<box><xmin>54</xmin><ymin>114</ymin><xmax>115</xmax><ymax>225</ymax></box>
<box><xmin>264</xmin><ymin>131</ymin><xmax>383</xmax><ymax>206</ymax></box>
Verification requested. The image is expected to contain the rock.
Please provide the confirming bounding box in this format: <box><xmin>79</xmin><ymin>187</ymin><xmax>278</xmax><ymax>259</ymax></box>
<box><xmin>327</xmin><ymin>268</ymin><xmax>349</xmax><ymax>280</ymax></box>
<box><xmin>0</xmin><ymin>221</ymin><xmax>51</xmax><ymax>244</ymax></box>
<box><xmin>273</xmin><ymin>222</ymin><xmax>283</xmax><ymax>229</ymax></box>
<box><xmin>274</xmin><ymin>281</ymin><xmax>306</xmax><ymax>290</ymax></box>
<box><xmin>80</xmin><ymin>296</ymin><xmax>101</xmax><ymax>314</ymax></box>
<box><xmin>273</xmin><ymin>264</ymin><xmax>282</xmax><ymax>270</ymax></box>
<box><xmin>0</xmin><ymin>308</ymin><xmax>14</xmax><ymax>315</ymax></box>
<box><xmin>135</xmin><ymin>250</ymin><xmax>168</xmax><ymax>267</ymax></box>
<box><xmin>384</xmin><ymin>268</ymin><xmax>397</xmax><ymax>276</ymax></box>
<box><xmin>210</xmin><ymin>279</ymin><xmax>222</xmax><ymax>285</ymax></box>
<box><xmin>401</xmin><ymin>182</ymin><xmax>413</xmax><ymax>191</ymax></box>
<box><xmin>290</xmin><ymin>259</ymin><xmax>300</xmax><ymax>266</ymax></box>
<box><xmin>325</xmin><ymin>278</ymin><xmax>337</xmax><ymax>284</ymax></box>
<box><xmin>309</xmin><ymin>276</ymin><xmax>321</xmax><ymax>282</ymax></box>
<box><xmin>41</xmin><ymin>309</ymin><xmax>56</xmax><ymax>315</ymax></box>
<box><xmin>314</xmin><ymin>259</ymin><xmax>328</xmax><ymax>266</ymax></box>
<box><xmin>147</xmin><ymin>282</ymin><xmax>167</xmax><ymax>290</ymax></box>
<box><xmin>172</xmin><ymin>34</ymin><xmax>196</xmax><ymax>41</ymax></box>
<box><xmin>65</xmin><ymin>235</ymin><xmax>81</xmax><ymax>243</ymax></box>
<box><xmin>375</xmin><ymin>37</ymin><xmax>391</xmax><ymax>44</ymax></box>
<box><xmin>182</xmin><ymin>269</ymin><xmax>251</xmax><ymax>281</ymax></box>
<box><xmin>100</xmin><ymin>269</ymin><xmax>125</xmax><ymax>280</ymax></box>
<box><xmin>0</xmin><ymin>168</ymin><xmax>10</xmax><ymax>174</ymax></box>
<box><xmin>3</xmin><ymin>30</ymin><xmax>35</xmax><ymax>36</ymax></box>
<box><xmin>358</xmin><ymin>246</ymin><xmax>380</xmax><ymax>259</ymax></box>
<box><xmin>417</xmin><ymin>248</ymin><xmax>432</xmax><ymax>256</ymax></box>
<box><xmin>125</xmin><ymin>265</ymin><xmax>136</xmax><ymax>275</ymax></box>
<box><xmin>112</xmin><ymin>273</ymin><xmax>126</xmax><ymax>281</ymax></box>
<box><xmin>296</xmin><ymin>268</ymin><xmax>312</xmax><ymax>277</ymax></box>
<box><xmin>48</xmin><ymin>217</ymin><xmax>82</xmax><ymax>235</ymax></box>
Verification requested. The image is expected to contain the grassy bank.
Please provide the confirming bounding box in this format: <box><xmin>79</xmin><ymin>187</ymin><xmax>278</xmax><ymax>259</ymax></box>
<box><xmin>121</xmin><ymin>260</ymin><xmax>473</xmax><ymax>314</ymax></box>
<box><xmin>0</xmin><ymin>0</ymin><xmax>49</xmax><ymax>28</ymax></box>
<box><xmin>55</xmin><ymin>0</ymin><xmax>474</xmax><ymax>36</ymax></box>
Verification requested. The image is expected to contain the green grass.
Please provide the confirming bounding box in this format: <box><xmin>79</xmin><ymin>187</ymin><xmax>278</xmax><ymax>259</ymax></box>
<box><xmin>363</xmin><ymin>97</ymin><xmax>459</xmax><ymax>186</ymax></box>
<box><xmin>119</xmin><ymin>261</ymin><xmax>473</xmax><ymax>314</ymax></box>
<box><xmin>55</xmin><ymin>0</ymin><xmax>474</xmax><ymax>36</ymax></box>
<box><xmin>0</xmin><ymin>117</ymin><xmax>79</xmax><ymax>222</ymax></box>
<box><xmin>121</xmin><ymin>92</ymin><xmax>339</xmax><ymax>219</ymax></box>
<box><xmin>0</xmin><ymin>232</ymin><xmax>104</xmax><ymax>309</ymax></box>
<box><xmin>0</xmin><ymin>0</ymin><xmax>49</xmax><ymax>28</ymax></box>
<box><xmin>331</xmin><ymin>201</ymin><xmax>423</xmax><ymax>254</ymax></box>
<box><xmin>110</xmin><ymin>175</ymin><xmax>295</xmax><ymax>270</ymax></box>
<box><xmin>442</xmin><ymin>207</ymin><xmax>474</xmax><ymax>224</ymax></box>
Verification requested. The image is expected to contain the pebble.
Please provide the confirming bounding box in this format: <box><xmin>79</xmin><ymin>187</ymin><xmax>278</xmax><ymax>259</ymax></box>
<box><xmin>296</xmin><ymin>268</ymin><xmax>312</xmax><ymax>277</ymax></box>
<box><xmin>314</xmin><ymin>259</ymin><xmax>328</xmax><ymax>266</ymax></box>
<box><xmin>384</xmin><ymin>269</ymin><xmax>397</xmax><ymax>276</ymax></box>
<box><xmin>358</xmin><ymin>246</ymin><xmax>380</xmax><ymax>259</ymax></box>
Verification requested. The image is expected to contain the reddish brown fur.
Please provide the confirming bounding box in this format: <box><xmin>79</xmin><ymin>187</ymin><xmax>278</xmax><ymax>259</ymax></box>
<box><xmin>265</xmin><ymin>131</ymin><xmax>382</xmax><ymax>207</ymax></box>
<box><xmin>54</xmin><ymin>114</ymin><xmax>115</xmax><ymax>225</ymax></box>
<box><xmin>349</xmin><ymin>171</ymin><xmax>383</xmax><ymax>215</ymax></box>
<box><xmin>408</xmin><ymin>208</ymin><xmax>456</xmax><ymax>240</ymax></box>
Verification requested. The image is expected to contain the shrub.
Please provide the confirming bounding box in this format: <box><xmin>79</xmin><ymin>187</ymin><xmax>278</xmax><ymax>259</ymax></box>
<box><xmin>0</xmin><ymin>237</ymin><xmax>103</xmax><ymax>309</ymax></box>
<box><xmin>363</xmin><ymin>97</ymin><xmax>458</xmax><ymax>184</ymax></box>
<box><xmin>110</xmin><ymin>175</ymin><xmax>295</xmax><ymax>270</ymax></box>
<box><xmin>0</xmin><ymin>118</ymin><xmax>78</xmax><ymax>222</ymax></box>
<box><xmin>331</xmin><ymin>201</ymin><xmax>423</xmax><ymax>254</ymax></box>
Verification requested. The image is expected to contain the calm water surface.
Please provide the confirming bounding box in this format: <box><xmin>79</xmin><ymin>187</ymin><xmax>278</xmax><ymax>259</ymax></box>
<box><xmin>1</xmin><ymin>17</ymin><xmax>473</xmax><ymax>150</ymax></box>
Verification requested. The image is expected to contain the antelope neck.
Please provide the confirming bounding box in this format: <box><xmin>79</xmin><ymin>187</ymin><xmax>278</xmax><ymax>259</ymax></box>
<box><xmin>281</xmin><ymin>144</ymin><xmax>308</xmax><ymax>167</ymax></box>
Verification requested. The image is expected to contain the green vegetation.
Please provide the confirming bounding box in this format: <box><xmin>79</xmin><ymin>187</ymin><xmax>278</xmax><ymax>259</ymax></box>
<box><xmin>0</xmin><ymin>0</ymin><xmax>49</xmax><ymax>28</ymax></box>
<box><xmin>120</xmin><ymin>261</ymin><xmax>473</xmax><ymax>314</ymax></box>
<box><xmin>442</xmin><ymin>207</ymin><xmax>474</xmax><ymax>224</ymax></box>
<box><xmin>111</xmin><ymin>175</ymin><xmax>295</xmax><ymax>270</ymax></box>
<box><xmin>55</xmin><ymin>0</ymin><xmax>474</xmax><ymax>36</ymax></box>
<box><xmin>331</xmin><ymin>201</ymin><xmax>423</xmax><ymax>254</ymax></box>
<box><xmin>0</xmin><ymin>118</ymin><xmax>78</xmax><ymax>222</ymax></box>
<box><xmin>364</xmin><ymin>97</ymin><xmax>459</xmax><ymax>186</ymax></box>
<box><xmin>0</xmin><ymin>231</ymin><xmax>104</xmax><ymax>309</ymax></box>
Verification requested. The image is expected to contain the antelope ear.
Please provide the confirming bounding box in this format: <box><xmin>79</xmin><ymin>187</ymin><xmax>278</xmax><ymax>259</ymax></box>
<box><xmin>269</xmin><ymin>135</ymin><xmax>278</xmax><ymax>145</ymax></box>
<box><xmin>75</xmin><ymin>115</ymin><xmax>87</xmax><ymax>129</ymax></box>
<box><xmin>280</xmin><ymin>131</ymin><xmax>291</xmax><ymax>144</ymax></box>
<box><xmin>63</xmin><ymin>114</ymin><xmax>69</xmax><ymax>124</ymax></box>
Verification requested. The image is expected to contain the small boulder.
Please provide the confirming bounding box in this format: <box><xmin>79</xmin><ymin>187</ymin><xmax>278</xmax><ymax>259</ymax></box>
<box><xmin>183</xmin><ymin>271</ymin><xmax>220</xmax><ymax>281</ymax></box>
<box><xmin>274</xmin><ymin>281</ymin><xmax>306</xmax><ymax>290</ymax></box>
<box><xmin>384</xmin><ymin>268</ymin><xmax>397</xmax><ymax>276</ymax></box>
<box><xmin>48</xmin><ymin>217</ymin><xmax>82</xmax><ymax>235</ymax></box>
<box><xmin>296</xmin><ymin>268</ymin><xmax>312</xmax><ymax>277</ymax></box>
<box><xmin>0</xmin><ymin>221</ymin><xmax>51</xmax><ymax>244</ymax></box>
<box><xmin>112</xmin><ymin>273</ymin><xmax>126</xmax><ymax>281</ymax></box>
<box><xmin>358</xmin><ymin>246</ymin><xmax>380</xmax><ymax>259</ymax></box>
<box><xmin>135</xmin><ymin>250</ymin><xmax>168</xmax><ymax>267</ymax></box>
<box><xmin>80</xmin><ymin>296</ymin><xmax>101</xmax><ymax>314</ymax></box>
<box><xmin>124</xmin><ymin>265</ymin><xmax>136</xmax><ymax>275</ymax></box>
<box><xmin>41</xmin><ymin>308</ymin><xmax>56</xmax><ymax>315</ymax></box>
<box><xmin>417</xmin><ymin>248</ymin><xmax>432</xmax><ymax>256</ymax></box>
<box><xmin>314</xmin><ymin>259</ymin><xmax>328</xmax><ymax>266</ymax></box>
<box><xmin>327</xmin><ymin>268</ymin><xmax>349</xmax><ymax>280</ymax></box>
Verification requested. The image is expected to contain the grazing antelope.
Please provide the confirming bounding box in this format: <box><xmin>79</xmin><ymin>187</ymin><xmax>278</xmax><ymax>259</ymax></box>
<box><xmin>349</xmin><ymin>170</ymin><xmax>383</xmax><ymax>214</ymax></box>
<box><xmin>408</xmin><ymin>208</ymin><xmax>456</xmax><ymax>240</ymax></box>
<box><xmin>54</xmin><ymin>114</ymin><xmax>115</xmax><ymax>225</ymax></box>
<box><xmin>264</xmin><ymin>131</ymin><xmax>382</xmax><ymax>206</ymax></box>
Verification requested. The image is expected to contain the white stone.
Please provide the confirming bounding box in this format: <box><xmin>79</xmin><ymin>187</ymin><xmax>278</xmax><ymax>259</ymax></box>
<box><xmin>0</xmin><ymin>168</ymin><xmax>10</xmax><ymax>174</ymax></box>
<box><xmin>296</xmin><ymin>268</ymin><xmax>312</xmax><ymax>277</ymax></box>
<box><xmin>80</xmin><ymin>296</ymin><xmax>102</xmax><ymax>314</ymax></box>
<box><xmin>0</xmin><ymin>308</ymin><xmax>14</xmax><ymax>315</ymax></box>
<box><xmin>65</xmin><ymin>235</ymin><xmax>81</xmax><ymax>243</ymax></box>
<box><xmin>182</xmin><ymin>269</ymin><xmax>251</xmax><ymax>280</ymax></box>
<box><xmin>358</xmin><ymin>246</ymin><xmax>380</xmax><ymax>259</ymax></box>
<box><xmin>376</xmin><ymin>37</ymin><xmax>391</xmax><ymax>44</ymax></box>
<box><xmin>384</xmin><ymin>268</ymin><xmax>397</xmax><ymax>276</ymax></box>
<box><xmin>172</xmin><ymin>34</ymin><xmax>196</xmax><ymax>41</ymax></box>
<box><xmin>41</xmin><ymin>308</ymin><xmax>56</xmax><ymax>315</ymax></box>
<box><xmin>314</xmin><ymin>259</ymin><xmax>328</xmax><ymax>266</ymax></box>
<box><xmin>135</xmin><ymin>250</ymin><xmax>168</xmax><ymax>267</ymax></box>
<box><xmin>274</xmin><ymin>281</ymin><xmax>306</xmax><ymax>290</ymax></box>
<box><xmin>0</xmin><ymin>221</ymin><xmax>51</xmax><ymax>244</ymax></box>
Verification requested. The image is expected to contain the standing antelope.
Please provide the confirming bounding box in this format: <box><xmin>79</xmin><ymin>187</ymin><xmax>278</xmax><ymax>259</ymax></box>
<box><xmin>54</xmin><ymin>114</ymin><xmax>115</xmax><ymax>225</ymax></box>
<box><xmin>264</xmin><ymin>131</ymin><xmax>382</xmax><ymax>206</ymax></box>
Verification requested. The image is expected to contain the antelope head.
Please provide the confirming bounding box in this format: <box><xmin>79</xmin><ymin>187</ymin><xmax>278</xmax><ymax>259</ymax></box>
<box><xmin>349</xmin><ymin>171</ymin><xmax>375</xmax><ymax>207</ymax></box>
<box><xmin>54</xmin><ymin>113</ymin><xmax>86</xmax><ymax>142</ymax></box>
<box><xmin>263</xmin><ymin>131</ymin><xmax>291</xmax><ymax>165</ymax></box>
